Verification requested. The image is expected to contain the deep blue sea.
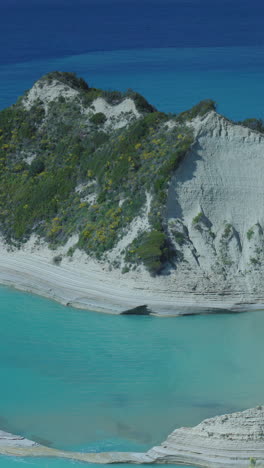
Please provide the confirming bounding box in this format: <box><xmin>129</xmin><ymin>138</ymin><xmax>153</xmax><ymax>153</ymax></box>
<box><xmin>1</xmin><ymin>1</ymin><xmax>264</xmax><ymax>466</ymax></box>
<box><xmin>1</xmin><ymin>0</ymin><xmax>264</xmax><ymax>119</ymax></box>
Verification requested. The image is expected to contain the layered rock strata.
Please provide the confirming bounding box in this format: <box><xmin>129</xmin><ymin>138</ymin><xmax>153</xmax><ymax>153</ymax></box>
<box><xmin>147</xmin><ymin>406</ymin><xmax>264</xmax><ymax>467</ymax></box>
<box><xmin>1</xmin><ymin>407</ymin><xmax>264</xmax><ymax>467</ymax></box>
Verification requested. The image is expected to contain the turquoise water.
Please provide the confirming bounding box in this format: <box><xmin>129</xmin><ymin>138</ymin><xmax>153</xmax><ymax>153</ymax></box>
<box><xmin>2</xmin><ymin>46</ymin><xmax>264</xmax><ymax>120</ymax></box>
<box><xmin>0</xmin><ymin>286</ymin><xmax>263</xmax><ymax>467</ymax></box>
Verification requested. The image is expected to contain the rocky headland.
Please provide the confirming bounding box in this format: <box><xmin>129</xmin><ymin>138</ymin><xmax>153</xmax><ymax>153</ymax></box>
<box><xmin>1</xmin><ymin>72</ymin><xmax>264</xmax><ymax>314</ymax></box>
<box><xmin>1</xmin><ymin>407</ymin><xmax>264</xmax><ymax>467</ymax></box>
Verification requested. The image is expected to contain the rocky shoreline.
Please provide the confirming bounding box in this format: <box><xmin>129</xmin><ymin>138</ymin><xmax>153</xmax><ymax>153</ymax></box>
<box><xmin>1</xmin><ymin>407</ymin><xmax>264</xmax><ymax>467</ymax></box>
<box><xmin>1</xmin><ymin>244</ymin><xmax>264</xmax><ymax>316</ymax></box>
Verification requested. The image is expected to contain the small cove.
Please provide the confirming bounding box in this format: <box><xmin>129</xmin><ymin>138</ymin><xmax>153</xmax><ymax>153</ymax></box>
<box><xmin>0</xmin><ymin>285</ymin><xmax>263</xmax><ymax>466</ymax></box>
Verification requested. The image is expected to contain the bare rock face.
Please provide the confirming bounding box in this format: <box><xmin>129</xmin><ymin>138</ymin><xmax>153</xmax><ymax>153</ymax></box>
<box><xmin>166</xmin><ymin>111</ymin><xmax>264</xmax><ymax>307</ymax></box>
<box><xmin>1</xmin><ymin>407</ymin><xmax>264</xmax><ymax>466</ymax></box>
<box><xmin>147</xmin><ymin>406</ymin><xmax>264</xmax><ymax>467</ymax></box>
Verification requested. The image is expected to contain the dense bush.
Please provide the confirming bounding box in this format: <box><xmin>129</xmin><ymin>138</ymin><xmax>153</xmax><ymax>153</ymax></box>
<box><xmin>102</xmin><ymin>90</ymin><xmax>123</xmax><ymax>105</ymax></box>
<box><xmin>28</xmin><ymin>158</ymin><xmax>45</xmax><ymax>176</ymax></box>
<box><xmin>135</xmin><ymin>230</ymin><xmax>168</xmax><ymax>275</ymax></box>
<box><xmin>238</xmin><ymin>118</ymin><xmax>264</xmax><ymax>133</ymax></box>
<box><xmin>90</xmin><ymin>112</ymin><xmax>107</xmax><ymax>125</ymax></box>
<box><xmin>40</xmin><ymin>71</ymin><xmax>89</xmax><ymax>91</ymax></box>
<box><xmin>176</xmin><ymin>99</ymin><xmax>216</xmax><ymax>123</ymax></box>
<box><xmin>125</xmin><ymin>89</ymin><xmax>156</xmax><ymax>113</ymax></box>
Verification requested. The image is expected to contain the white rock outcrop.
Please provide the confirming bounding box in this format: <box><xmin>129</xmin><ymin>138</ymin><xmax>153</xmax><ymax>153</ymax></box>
<box><xmin>147</xmin><ymin>406</ymin><xmax>264</xmax><ymax>467</ymax></box>
<box><xmin>22</xmin><ymin>80</ymin><xmax>79</xmax><ymax>112</ymax></box>
<box><xmin>89</xmin><ymin>97</ymin><xmax>140</xmax><ymax>129</ymax></box>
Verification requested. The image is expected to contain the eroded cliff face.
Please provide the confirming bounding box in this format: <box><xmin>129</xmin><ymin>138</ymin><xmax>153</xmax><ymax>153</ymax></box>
<box><xmin>147</xmin><ymin>406</ymin><xmax>264</xmax><ymax>467</ymax></box>
<box><xmin>166</xmin><ymin>111</ymin><xmax>264</xmax><ymax>300</ymax></box>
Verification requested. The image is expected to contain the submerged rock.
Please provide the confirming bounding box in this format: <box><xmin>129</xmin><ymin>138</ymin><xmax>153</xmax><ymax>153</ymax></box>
<box><xmin>1</xmin><ymin>407</ymin><xmax>264</xmax><ymax>466</ymax></box>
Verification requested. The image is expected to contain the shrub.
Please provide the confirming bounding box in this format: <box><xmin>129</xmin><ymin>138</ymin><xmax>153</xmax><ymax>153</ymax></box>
<box><xmin>239</xmin><ymin>118</ymin><xmax>264</xmax><ymax>134</ymax></box>
<box><xmin>135</xmin><ymin>230</ymin><xmax>167</xmax><ymax>275</ymax></box>
<box><xmin>67</xmin><ymin>247</ymin><xmax>75</xmax><ymax>257</ymax></box>
<box><xmin>40</xmin><ymin>71</ymin><xmax>89</xmax><ymax>91</ymax></box>
<box><xmin>81</xmin><ymin>89</ymin><xmax>103</xmax><ymax>107</ymax></box>
<box><xmin>173</xmin><ymin>231</ymin><xmax>185</xmax><ymax>245</ymax></box>
<box><xmin>53</xmin><ymin>255</ymin><xmax>62</xmax><ymax>265</ymax></box>
<box><xmin>28</xmin><ymin>158</ymin><xmax>45</xmax><ymax>177</ymax></box>
<box><xmin>247</xmin><ymin>227</ymin><xmax>254</xmax><ymax>240</ymax></box>
<box><xmin>223</xmin><ymin>223</ymin><xmax>232</xmax><ymax>238</ymax></box>
<box><xmin>102</xmin><ymin>90</ymin><xmax>123</xmax><ymax>105</ymax></box>
<box><xmin>125</xmin><ymin>89</ymin><xmax>156</xmax><ymax>113</ymax></box>
<box><xmin>90</xmin><ymin>112</ymin><xmax>107</xmax><ymax>125</ymax></box>
<box><xmin>192</xmin><ymin>212</ymin><xmax>203</xmax><ymax>225</ymax></box>
<box><xmin>177</xmin><ymin>99</ymin><xmax>216</xmax><ymax>123</ymax></box>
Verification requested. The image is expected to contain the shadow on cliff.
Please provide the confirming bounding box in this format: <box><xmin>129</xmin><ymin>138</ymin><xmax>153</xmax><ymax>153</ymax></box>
<box><xmin>166</xmin><ymin>140</ymin><xmax>203</xmax><ymax>220</ymax></box>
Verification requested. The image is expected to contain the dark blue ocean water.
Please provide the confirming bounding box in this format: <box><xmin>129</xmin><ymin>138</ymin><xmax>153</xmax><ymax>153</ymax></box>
<box><xmin>1</xmin><ymin>0</ymin><xmax>264</xmax><ymax>119</ymax></box>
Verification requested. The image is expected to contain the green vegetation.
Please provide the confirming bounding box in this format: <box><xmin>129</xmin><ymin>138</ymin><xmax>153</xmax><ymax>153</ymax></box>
<box><xmin>176</xmin><ymin>99</ymin><xmax>216</xmax><ymax>123</ymax></box>
<box><xmin>53</xmin><ymin>255</ymin><xmax>62</xmax><ymax>265</ymax></box>
<box><xmin>0</xmin><ymin>72</ymin><xmax>195</xmax><ymax>274</ymax></box>
<box><xmin>247</xmin><ymin>227</ymin><xmax>254</xmax><ymax>240</ymax></box>
<box><xmin>192</xmin><ymin>212</ymin><xmax>203</xmax><ymax>225</ymax></box>
<box><xmin>90</xmin><ymin>112</ymin><xmax>107</xmax><ymax>125</ymax></box>
<box><xmin>173</xmin><ymin>231</ymin><xmax>185</xmax><ymax>245</ymax></box>
<box><xmin>135</xmin><ymin>230</ymin><xmax>167</xmax><ymax>275</ymax></box>
<box><xmin>223</xmin><ymin>223</ymin><xmax>232</xmax><ymax>238</ymax></box>
<box><xmin>124</xmin><ymin>229</ymin><xmax>170</xmax><ymax>275</ymax></box>
<box><xmin>124</xmin><ymin>89</ymin><xmax>155</xmax><ymax>113</ymax></box>
<box><xmin>250</xmin><ymin>257</ymin><xmax>259</xmax><ymax>265</ymax></box>
<box><xmin>238</xmin><ymin>118</ymin><xmax>264</xmax><ymax>134</ymax></box>
<box><xmin>38</xmin><ymin>71</ymin><xmax>90</xmax><ymax>91</ymax></box>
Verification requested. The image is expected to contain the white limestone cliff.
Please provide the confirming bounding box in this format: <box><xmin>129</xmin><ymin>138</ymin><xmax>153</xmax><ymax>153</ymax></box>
<box><xmin>164</xmin><ymin>111</ymin><xmax>264</xmax><ymax>307</ymax></box>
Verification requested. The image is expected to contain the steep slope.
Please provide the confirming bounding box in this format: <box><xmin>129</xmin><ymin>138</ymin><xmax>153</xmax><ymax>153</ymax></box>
<box><xmin>166</xmin><ymin>111</ymin><xmax>264</xmax><ymax>301</ymax></box>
